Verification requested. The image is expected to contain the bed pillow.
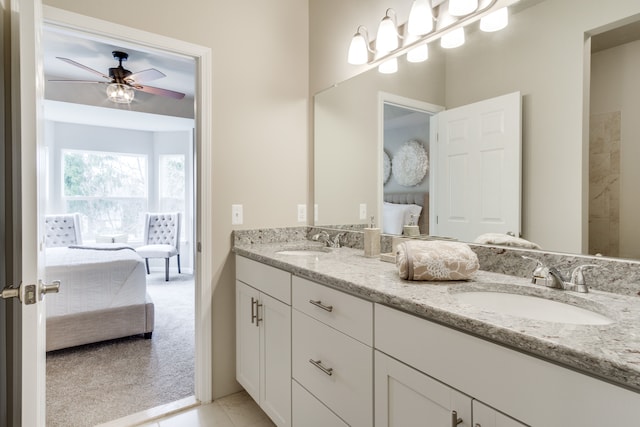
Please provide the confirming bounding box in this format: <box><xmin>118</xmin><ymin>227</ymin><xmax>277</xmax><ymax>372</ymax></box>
<box><xmin>382</xmin><ymin>203</ymin><xmax>407</xmax><ymax>235</ymax></box>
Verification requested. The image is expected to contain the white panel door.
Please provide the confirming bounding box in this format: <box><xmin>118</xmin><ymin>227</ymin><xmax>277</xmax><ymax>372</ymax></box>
<box><xmin>431</xmin><ymin>92</ymin><xmax>521</xmax><ymax>242</ymax></box>
<box><xmin>260</xmin><ymin>292</ymin><xmax>291</xmax><ymax>427</ymax></box>
<box><xmin>374</xmin><ymin>351</ymin><xmax>472</xmax><ymax>427</ymax></box>
<box><xmin>0</xmin><ymin>0</ymin><xmax>48</xmax><ymax>426</ymax></box>
<box><xmin>236</xmin><ymin>281</ymin><xmax>261</xmax><ymax>403</ymax></box>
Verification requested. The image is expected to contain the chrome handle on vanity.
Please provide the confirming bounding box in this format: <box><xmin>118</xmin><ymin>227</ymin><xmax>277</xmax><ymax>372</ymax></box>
<box><xmin>250</xmin><ymin>297</ymin><xmax>257</xmax><ymax>324</ymax></box>
<box><xmin>256</xmin><ymin>301</ymin><xmax>263</xmax><ymax>326</ymax></box>
<box><xmin>451</xmin><ymin>411</ymin><xmax>463</xmax><ymax>426</ymax></box>
<box><xmin>309</xmin><ymin>359</ymin><xmax>333</xmax><ymax>376</ymax></box>
<box><xmin>309</xmin><ymin>299</ymin><xmax>333</xmax><ymax>312</ymax></box>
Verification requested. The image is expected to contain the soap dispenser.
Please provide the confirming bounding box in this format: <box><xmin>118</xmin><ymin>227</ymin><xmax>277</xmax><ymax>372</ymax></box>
<box><xmin>364</xmin><ymin>216</ymin><xmax>381</xmax><ymax>258</ymax></box>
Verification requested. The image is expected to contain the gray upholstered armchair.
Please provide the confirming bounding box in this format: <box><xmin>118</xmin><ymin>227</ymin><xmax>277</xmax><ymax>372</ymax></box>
<box><xmin>135</xmin><ymin>212</ymin><xmax>181</xmax><ymax>281</ymax></box>
<box><xmin>44</xmin><ymin>213</ymin><xmax>82</xmax><ymax>247</ymax></box>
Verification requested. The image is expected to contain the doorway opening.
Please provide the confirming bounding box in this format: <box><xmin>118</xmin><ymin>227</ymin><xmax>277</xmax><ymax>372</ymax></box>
<box><xmin>40</xmin><ymin>9</ymin><xmax>212</xmax><ymax>425</ymax></box>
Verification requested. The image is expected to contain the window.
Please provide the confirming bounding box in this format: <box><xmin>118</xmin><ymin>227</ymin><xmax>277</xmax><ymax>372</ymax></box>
<box><xmin>62</xmin><ymin>149</ymin><xmax>148</xmax><ymax>241</ymax></box>
<box><xmin>159</xmin><ymin>154</ymin><xmax>186</xmax><ymax>238</ymax></box>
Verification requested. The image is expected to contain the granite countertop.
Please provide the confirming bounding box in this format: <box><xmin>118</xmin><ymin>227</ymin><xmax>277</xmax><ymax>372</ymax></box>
<box><xmin>233</xmin><ymin>239</ymin><xmax>640</xmax><ymax>393</ymax></box>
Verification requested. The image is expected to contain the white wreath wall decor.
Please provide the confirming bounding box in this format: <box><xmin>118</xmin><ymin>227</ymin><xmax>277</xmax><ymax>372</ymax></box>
<box><xmin>392</xmin><ymin>140</ymin><xmax>429</xmax><ymax>186</ymax></box>
<box><xmin>383</xmin><ymin>151</ymin><xmax>391</xmax><ymax>185</ymax></box>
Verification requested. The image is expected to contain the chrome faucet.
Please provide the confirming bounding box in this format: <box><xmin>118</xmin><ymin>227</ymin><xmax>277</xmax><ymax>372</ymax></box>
<box><xmin>522</xmin><ymin>256</ymin><xmax>598</xmax><ymax>293</ymax></box>
<box><xmin>311</xmin><ymin>231</ymin><xmax>344</xmax><ymax>248</ymax></box>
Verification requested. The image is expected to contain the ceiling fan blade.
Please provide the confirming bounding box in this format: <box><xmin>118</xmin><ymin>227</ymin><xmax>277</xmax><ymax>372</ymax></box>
<box><xmin>126</xmin><ymin>68</ymin><xmax>166</xmax><ymax>83</ymax></box>
<box><xmin>56</xmin><ymin>57</ymin><xmax>111</xmax><ymax>81</ymax></box>
<box><xmin>47</xmin><ymin>79</ymin><xmax>107</xmax><ymax>83</ymax></box>
<box><xmin>132</xmin><ymin>84</ymin><xmax>186</xmax><ymax>100</ymax></box>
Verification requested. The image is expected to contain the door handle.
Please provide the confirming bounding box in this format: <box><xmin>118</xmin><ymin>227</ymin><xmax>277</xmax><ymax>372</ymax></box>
<box><xmin>1</xmin><ymin>279</ymin><xmax>60</xmax><ymax>305</ymax></box>
<box><xmin>39</xmin><ymin>280</ymin><xmax>61</xmax><ymax>301</ymax></box>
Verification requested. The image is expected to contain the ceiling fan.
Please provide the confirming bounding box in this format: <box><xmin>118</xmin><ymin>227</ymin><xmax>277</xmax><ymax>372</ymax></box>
<box><xmin>49</xmin><ymin>50</ymin><xmax>186</xmax><ymax>103</ymax></box>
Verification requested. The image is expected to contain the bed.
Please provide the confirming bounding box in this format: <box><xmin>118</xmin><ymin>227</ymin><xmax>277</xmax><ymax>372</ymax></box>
<box><xmin>44</xmin><ymin>214</ymin><xmax>154</xmax><ymax>352</ymax></box>
<box><xmin>383</xmin><ymin>192</ymin><xmax>429</xmax><ymax>236</ymax></box>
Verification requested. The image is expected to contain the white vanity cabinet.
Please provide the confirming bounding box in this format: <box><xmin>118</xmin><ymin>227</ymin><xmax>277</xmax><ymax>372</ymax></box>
<box><xmin>375</xmin><ymin>350</ymin><xmax>472</xmax><ymax>427</ymax></box>
<box><xmin>375</xmin><ymin>303</ymin><xmax>640</xmax><ymax>427</ymax></box>
<box><xmin>291</xmin><ymin>276</ymin><xmax>373</xmax><ymax>426</ymax></box>
<box><xmin>236</xmin><ymin>256</ymin><xmax>291</xmax><ymax>427</ymax></box>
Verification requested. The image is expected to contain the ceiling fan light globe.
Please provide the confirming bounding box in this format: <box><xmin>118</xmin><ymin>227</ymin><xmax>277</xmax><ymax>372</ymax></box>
<box><xmin>106</xmin><ymin>83</ymin><xmax>135</xmax><ymax>104</ymax></box>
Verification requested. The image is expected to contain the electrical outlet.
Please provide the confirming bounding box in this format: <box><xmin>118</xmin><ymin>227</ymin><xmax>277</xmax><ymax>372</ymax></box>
<box><xmin>231</xmin><ymin>204</ymin><xmax>243</xmax><ymax>225</ymax></box>
<box><xmin>359</xmin><ymin>203</ymin><xmax>367</xmax><ymax>220</ymax></box>
<box><xmin>297</xmin><ymin>204</ymin><xmax>307</xmax><ymax>222</ymax></box>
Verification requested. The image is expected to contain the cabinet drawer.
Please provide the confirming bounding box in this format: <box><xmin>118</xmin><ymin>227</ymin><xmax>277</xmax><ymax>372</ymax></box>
<box><xmin>236</xmin><ymin>256</ymin><xmax>291</xmax><ymax>304</ymax></box>
<box><xmin>292</xmin><ymin>380</ymin><xmax>348</xmax><ymax>427</ymax></box>
<box><xmin>292</xmin><ymin>310</ymin><xmax>372</xmax><ymax>427</ymax></box>
<box><xmin>292</xmin><ymin>276</ymin><xmax>373</xmax><ymax>345</ymax></box>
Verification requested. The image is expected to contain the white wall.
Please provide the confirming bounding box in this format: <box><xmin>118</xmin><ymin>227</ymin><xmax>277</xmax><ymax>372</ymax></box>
<box><xmin>43</xmin><ymin>0</ymin><xmax>309</xmax><ymax>398</ymax></box>
<box><xmin>591</xmin><ymin>40</ymin><xmax>640</xmax><ymax>259</ymax></box>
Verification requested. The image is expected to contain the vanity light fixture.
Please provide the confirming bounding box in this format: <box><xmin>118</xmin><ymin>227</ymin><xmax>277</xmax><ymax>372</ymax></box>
<box><xmin>441</xmin><ymin>27</ymin><xmax>465</xmax><ymax>48</ymax></box>
<box><xmin>347</xmin><ymin>0</ymin><xmax>517</xmax><ymax>73</ymax></box>
<box><xmin>348</xmin><ymin>26</ymin><xmax>373</xmax><ymax>65</ymax></box>
<box><xmin>378</xmin><ymin>57</ymin><xmax>399</xmax><ymax>74</ymax></box>
<box><xmin>407</xmin><ymin>0</ymin><xmax>434</xmax><ymax>36</ymax></box>
<box><xmin>449</xmin><ymin>0</ymin><xmax>479</xmax><ymax>17</ymax></box>
<box><xmin>407</xmin><ymin>43</ymin><xmax>429</xmax><ymax>62</ymax></box>
<box><xmin>480</xmin><ymin>6</ymin><xmax>508</xmax><ymax>32</ymax></box>
<box><xmin>376</xmin><ymin>9</ymin><xmax>401</xmax><ymax>52</ymax></box>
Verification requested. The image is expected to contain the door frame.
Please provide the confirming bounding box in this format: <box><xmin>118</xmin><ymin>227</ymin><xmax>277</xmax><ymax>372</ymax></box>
<box><xmin>377</xmin><ymin>91</ymin><xmax>444</xmax><ymax>233</ymax></box>
<box><xmin>42</xmin><ymin>6</ymin><xmax>214</xmax><ymax>403</ymax></box>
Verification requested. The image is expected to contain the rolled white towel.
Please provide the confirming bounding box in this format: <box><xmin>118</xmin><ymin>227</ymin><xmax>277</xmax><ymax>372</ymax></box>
<box><xmin>396</xmin><ymin>240</ymin><xmax>479</xmax><ymax>281</ymax></box>
<box><xmin>474</xmin><ymin>233</ymin><xmax>541</xmax><ymax>250</ymax></box>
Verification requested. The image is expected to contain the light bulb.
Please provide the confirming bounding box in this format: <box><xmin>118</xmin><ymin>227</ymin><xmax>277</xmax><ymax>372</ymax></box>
<box><xmin>440</xmin><ymin>27</ymin><xmax>465</xmax><ymax>49</ymax></box>
<box><xmin>407</xmin><ymin>44</ymin><xmax>429</xmax><ymax>63</ymax></box>
<box><xmin>348</xmin><ymin>30</ymin><xmax>369</xmax><ymax>65</ymax></box>
<box><xmin>407</xmin><ymin>0</ymin><xmax>434</xmax><ymax>36</ymax></box>
<box><xmin>480</xmin><ymin>7</ymin><xmax>509</xmax><ymax>32</ymax></box>
<box><xmin>449</xmin><ymin>0</ymin><xmax>478</xmax><ymax>17</ymax></box>
<box><xmin>378</xmin><ymin>58</ymin><xmax>398</xmax><ymax>74</ymax></box>
<box><xmin>376</xmin><ymin>11</ymin><xmax>399</xmax><ymax>52</ymax></box>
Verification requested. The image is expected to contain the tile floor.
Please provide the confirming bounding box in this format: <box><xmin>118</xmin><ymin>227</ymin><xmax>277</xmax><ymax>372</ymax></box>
<box><xmin>139</xmin><ymin>391</ymin><xmax>276</xmax><ymax>427</ymax></box>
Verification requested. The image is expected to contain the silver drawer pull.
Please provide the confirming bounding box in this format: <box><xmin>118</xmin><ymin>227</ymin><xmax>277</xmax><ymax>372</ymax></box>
<box><xmin>451</xmin><ymin>411</ymin><xmax>463</xmax><ymax>426</ymax></box>
<box><xmin>309</xmin><ymin>359</ymin><xmax>333</xmax><ymax>376</ymax></box>
<box><xmin>309</xmin><ymin>299</ymin><xmax>333</xmax><ymax>312</ymax></box>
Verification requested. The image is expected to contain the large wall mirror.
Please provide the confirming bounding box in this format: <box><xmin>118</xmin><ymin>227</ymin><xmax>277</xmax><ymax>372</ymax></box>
<box><xmin>314</xmin><ymin>0</ymin><xmax>640</xmax><ymax>260</ymax></box>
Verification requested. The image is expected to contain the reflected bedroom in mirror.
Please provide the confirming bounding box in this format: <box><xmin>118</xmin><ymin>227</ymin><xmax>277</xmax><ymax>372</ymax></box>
<box><xmin>313</xmin><ymin>0</ymin><xmax>640</xmax><ymax>261</ymax></box>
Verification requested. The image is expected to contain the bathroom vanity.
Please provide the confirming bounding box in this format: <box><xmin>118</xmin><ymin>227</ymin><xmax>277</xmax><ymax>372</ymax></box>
<box><xmin>233</xmin><ymin>230</ymin><xmax>640</xmax><ymax>427</ymax></box>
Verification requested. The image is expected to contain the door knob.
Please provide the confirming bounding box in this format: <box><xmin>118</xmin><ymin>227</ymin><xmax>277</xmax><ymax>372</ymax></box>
<box><xmin>39</xmin><ymin>280</ymin><xmax>61</xmax><ymax>301</ymax></box>
<box><xmin>1</xmin><ymin>286</ymin><xmax>20</xmax><ymax>301</ymax></box>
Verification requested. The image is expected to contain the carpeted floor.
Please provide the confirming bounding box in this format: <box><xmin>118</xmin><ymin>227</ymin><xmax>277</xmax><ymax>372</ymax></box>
<box><xmin>46</xmin><ymin>272</ymin><xmax>195</xmax><ymax>427</ymax></box>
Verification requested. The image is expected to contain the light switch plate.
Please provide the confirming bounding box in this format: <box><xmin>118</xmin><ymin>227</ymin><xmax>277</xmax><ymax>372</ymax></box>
<box><xmin>359</xmin><ymin>203</ymin><xmax>367</xmax><ymax>220</ymax></box>
<box><xmin>297</xmin><ymin>204</ymin><xmax>307</xmax><ymax>222</ymax></box>
<box><xmin>231</xmin><ymin>204</ymin><xmax>243</xmax><ymax>225</ymax></box>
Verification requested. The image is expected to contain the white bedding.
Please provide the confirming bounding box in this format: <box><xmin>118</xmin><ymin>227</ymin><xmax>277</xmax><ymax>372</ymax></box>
<box><xmin>45</xmin><ymin>246</ymin><xmax>147</xmax><ymax>318</ymax></box>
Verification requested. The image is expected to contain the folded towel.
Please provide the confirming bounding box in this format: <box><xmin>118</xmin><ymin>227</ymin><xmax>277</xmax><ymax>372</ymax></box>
<box><xmin>69</xmin><ymin>244</ymin><xmax>135</xmax><ymax>252</ymax></box>
<box><xmin>473</xmin><ymin>233</ymin><xmax>541</xmax><ymax>250</ymax></box>
<box><xmin>396</xmin><ymin>240</ymin><xmax>479</xmax><ymax>281</ymax></box>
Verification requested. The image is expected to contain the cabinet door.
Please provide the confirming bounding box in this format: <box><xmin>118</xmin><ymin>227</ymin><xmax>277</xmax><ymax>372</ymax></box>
<box><xmin>375</xmin><ymin>351</ymin><xmax>472</xmax><ymax>427</ymax></box>
<box><xmin>260</xmin><ymin>292</ymin><xmax>292</xmax><ymax>427</ymax></box>
<box><xmin>292</xmin><ymin>380</ymin><xmax>348</xmax><ymax>427</ymax></box>
<box><xmin>472</xmin><ymin>401</ymin><xmax>527</xmax><ymax>427</ymax></box>
<box><xmin>236</xmin><ymin>280</ymin><xmax>261</xmax><ymax>403</ymax></box>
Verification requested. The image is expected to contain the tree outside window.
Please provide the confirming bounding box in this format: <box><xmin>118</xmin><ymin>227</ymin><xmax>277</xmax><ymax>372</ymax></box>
<box><xmin>159</xmin><ymin>154</ymin><xmax>186</xmax><ymax>237</ymax></box>
<box><xmin>63</xmin><ymin>150</ymin><xmax>148</xmax><ymax>241</ymax></box>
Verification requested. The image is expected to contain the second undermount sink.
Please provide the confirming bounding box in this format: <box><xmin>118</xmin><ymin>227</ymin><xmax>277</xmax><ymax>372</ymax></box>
<box><xmin>454</xmin><ymin>291</ymin><xmax>614</xmax><ymax>325</ymax></box>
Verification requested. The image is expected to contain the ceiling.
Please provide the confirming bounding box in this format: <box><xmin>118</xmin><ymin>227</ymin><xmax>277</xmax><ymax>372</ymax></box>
<box><xmin>592</xmin><ymin>19</ymin><xmax>640</xmax><ymax>53</ymax></box>
<box><xmin>43</xmin><ymin>25</ymin><xmax>196</xmax><ymax>129</ymax></box>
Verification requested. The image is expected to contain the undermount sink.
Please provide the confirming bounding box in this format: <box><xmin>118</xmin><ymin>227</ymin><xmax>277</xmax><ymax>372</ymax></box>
<box><xmin>276</xmin><ymin>246</ymin><xmax>331</xmax><ymax>256</ymax></box>
<box><xmin>454</xmin><ymin>291</ymin><xmax>614</xmax><ymax>325</ymax></box>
